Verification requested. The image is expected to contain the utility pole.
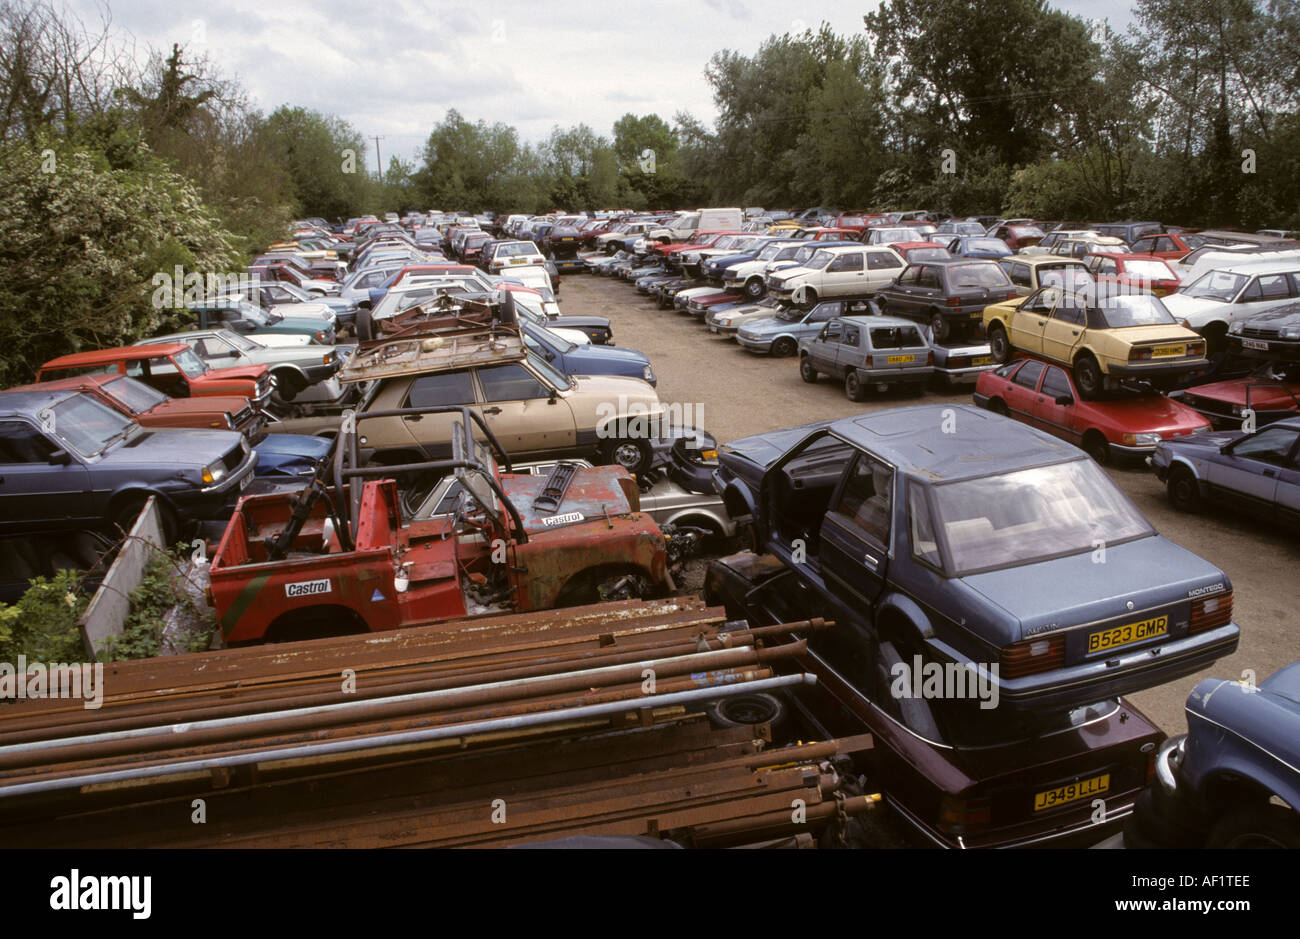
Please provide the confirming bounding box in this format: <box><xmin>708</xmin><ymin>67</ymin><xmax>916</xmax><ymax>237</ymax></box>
<box><xmin>373</xmin><ymin>136</ymin><xmax>385</xmax><ymax>178</ymax></box>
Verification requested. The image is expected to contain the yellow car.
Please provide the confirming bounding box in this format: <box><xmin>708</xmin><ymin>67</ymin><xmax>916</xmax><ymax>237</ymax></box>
<box><xmin>982</xmin><ymin>286</ymin><xmax>1208</xmax><ymax>398</ymax></box>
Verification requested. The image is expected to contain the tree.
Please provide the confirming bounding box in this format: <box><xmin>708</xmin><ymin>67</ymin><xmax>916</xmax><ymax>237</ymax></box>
<box><xmin>256</xmin><ymin>105</ymin><xmax>369</xmax><ymax>222</ymax></box>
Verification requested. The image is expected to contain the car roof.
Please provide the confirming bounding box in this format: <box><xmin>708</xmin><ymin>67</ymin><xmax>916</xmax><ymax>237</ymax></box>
<box><xmin>839</xmin><ymin>314</ymin><xmax>921</xmax><ymax>329</ymax></box>
<box><xmin>827</xmin><ymin>404</ymin><xmax>1077</xmax><ymax>481</ymax></box>
<box><xmin>338</xmin><ymin>330</ymin><xmax>528</xmax><ymax>384</ymax></box>
<box><xmin>1012</xmin><ymin>255</ymin><xmax>1088</xmax><ymax>266</ymax></box>
<box><xmin>0</xmin><ymin>386</ymin><xmax>83</xmax><ymax>415</ymax></box>
<box><xmin>41</xmin><ymin>342</ymin><xmax>188</xmax><ymax>368</ymax></box>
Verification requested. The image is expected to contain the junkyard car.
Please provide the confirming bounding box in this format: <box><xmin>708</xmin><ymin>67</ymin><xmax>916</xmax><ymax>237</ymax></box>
<box><xmin>764</xmin><ymin>245</ymin><xmax>905</xmax><ymax>306</ymax></box>
<box><xmin>711</xmin><ymin>404</ymin><xmax>1240</xmax><ymax>718</ymax></box>
<box><xmin>0</xmin><ymin>387</ymin><xmax>255</xmax><ymax>538</ymax></box>
<box><xmin>999</xmin><ymin>255</ymin><xmax>1094</xmax><ymax>297</ymax></box>
<box><xmin>983</xmin><ymin>287</ymin><xmax>1208</xmax><ymax>398</ymax></box>
<box><xmin>185</xmin><ymin>296</ymin><xmax>337</xmax><ymax>345</ymax></box>
<box><xmin>974</xmin><ymin>358</ymin><xmax>1211</xmax><ymax>464</ymax></box>
<box><xmin>798</xmin><ymin>315</ymin><xmax>933</xmax><ymax>399</ymax></box>
<box><xmin>1150</xmin><ymin>415</ymin><xmax>1300</xmax><ymax>521</ymax></box>
<box><xmin>874</xmin><ymin>258</ymin><xmax>1017</xmax><ymax>342</ymax></box>
<box><xmin>1125</xmin><ymin>660</ymin><xmax>1300</xmax><ymax>848</ymax></box>
<box><xmin>1227</xmin><ymin>299</ymin><xmax>1300</xmax><ymax>360</ymax></box>
<box><xmin>737</xmin><ymin>298</ymin><xmax>873</xmax><ymax>357</ymax></box>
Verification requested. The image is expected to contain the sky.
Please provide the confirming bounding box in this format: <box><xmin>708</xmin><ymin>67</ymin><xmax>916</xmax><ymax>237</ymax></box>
<box><xmin>68</xmin><ymin>0</ymin><xmax>1136</xmax><ymax>168</ymax></box>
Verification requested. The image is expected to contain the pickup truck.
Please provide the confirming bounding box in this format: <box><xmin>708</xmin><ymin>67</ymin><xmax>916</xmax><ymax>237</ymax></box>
<box><xmin>209</xmin><ymin>407</ymin><xmax>672</xmax><ymax>644</ymax></box>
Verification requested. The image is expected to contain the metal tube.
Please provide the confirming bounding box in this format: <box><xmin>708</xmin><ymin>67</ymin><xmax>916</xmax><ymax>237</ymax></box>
<box><xmin>0</xmin><ymin>673</ymin><xmax>817</xmax><ymax>798</ymax></box>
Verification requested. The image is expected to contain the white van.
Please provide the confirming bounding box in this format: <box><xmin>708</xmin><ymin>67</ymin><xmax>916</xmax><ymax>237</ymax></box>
<box><xmin>643</xmin><ymin>208</ymin><xmax>743</xmax><ymax>246</ymax></box>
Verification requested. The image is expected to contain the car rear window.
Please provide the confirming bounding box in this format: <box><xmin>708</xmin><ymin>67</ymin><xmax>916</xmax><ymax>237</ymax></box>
<box><xmin>949</xmin><ymin>263</ymin><xmax>1012</xmax><ymax>288</ymax></box>
<box><xmin>870</xmin><ymin>325</ymin><xmax>923</xmax><ymax>348</ymax></box>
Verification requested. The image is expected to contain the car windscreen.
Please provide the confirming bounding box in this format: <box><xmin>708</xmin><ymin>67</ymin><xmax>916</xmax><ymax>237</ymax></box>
<box><xmin>49</xmin><ymin>393</ymin><xmax>137</xmax><ymax>458</ymax></box>
<box><xmin>948</xmin><ymin>263</ymin><xmax>1012</xmax><ymax>288</ymax></box>
<box><xmin>969</xmin><ymin>239</ymin><xmax>1010</xmax><ymax>253</ymax></box>
<box><xmin>804</xmin><ymin>250</ymin><xmax>834</xmax><ymax>271</ymax></box>
<box><xmin>1038</xmin><ymin>264</ymin><xmax>1094</xmax><ymax>290</ymax></box>
<box><xmin>525</xmin><ymin>350</ymin><xmax>573</xmax><ymax>390</ymax></box>
<box><xmin>1122</xmin><ymin>259</ymin><xmax>1175</xmax><ymax>280</ymax></box>
<box><xmin>1183</xmin><ymin>270</ymin><xmax>1247</xmax><ymax>302</ymax></box>
<box><xmin>101</xmin><ymin>376</ymin><xmax>168</xmax><ymax>413</ymax></box>
<box><xmin>927</xmin><ymin>460</ymin><xmax>1153</xmax><ymax>575</ymax></box>
<box><xmin>906</xmin><ymin>248</ymin><xmax>950</xmax><ymax>262</ymax></box>
<box><xmin>218</xmin><ymin>329</ymin><xmax>260</xmax><ymax>351</ymax></box>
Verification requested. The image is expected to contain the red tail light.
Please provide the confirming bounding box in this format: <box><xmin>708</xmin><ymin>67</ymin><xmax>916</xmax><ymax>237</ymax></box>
<box><xmin>1190</xmin><ymin>591</ymin><xmax>1232</xmax><ymax>633</ymax></box>
<box><xmin>1001</xmin><ymin>634</ymin><xmax>1066</xmax><ymax>678</ymax></box>
<box><xmin>1130</xmin><ymin>347</ymin><xmax>1153</xmax><ymax>361</ymax></box>
<box><xmin>926</xmin><ymin>350</ymin><xmax>933</xmax><ymax>366</ymax></box>
<box><xmin>939</xmin><ymin>794</ymin><xmax>991</xmax><ymax>834</ymax></box>
<box><xmin>947</xmin><ymin>296</ymin><xmax>960</xmax><ymax>306</ymax></box>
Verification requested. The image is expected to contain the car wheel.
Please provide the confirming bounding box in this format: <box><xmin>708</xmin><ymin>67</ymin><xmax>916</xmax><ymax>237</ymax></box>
<box><xmin>845</xmin><ymin>371</ymin><xmax>866</xmax><ymax>402</ymax></box>
<box><xmin>988</xmin><ymin>323</ymin><xmax>1010</xmax><ymax>363</ymax></box>
<box><xmin>1074</xmin><ymin>353</ymin><xmax>1103</xmax><ymax>400</ymax></box>
<box><xmin>601</xmin><ymin>437</ymin><xmax>654</xmax><ymax>475</ymax></box>
<box><xmin>1207</xmin><ymin>804</ymin><xmax>1300</xmax><ymax>848</ymax></box>
<box><xmin>929</xmin><ymin>310</ymin><xmax>950</xmax><ymax>343</ymax></box>
<box><xmin>113</xmin><ymin>494</ymin><xmax>177</xmax><ymax>545</ymax></box>
<box><xmin>744</xmin><ymin>277</ymin><xmax>764</xmax><ymax>299</ymax></box>
<box><xmin>799</xmin><ymin>355</ymin><xmax>818</xmax><ymax>383</ymax></box>
<box><xmin>271</xmin><ymin>370</ymin><xmax>304</xmax><ymax>405</ymax></box>
<box><xmin>771</xmin><ymin>337</ymin><xmax>798</xmax><ymax>358</ymax></box>
<box><xmin>1166</xmin><ymin>465</ymin><xmax>1203</xmax><ymax>512</ymax></box>
<box><xmin>1082</xmin><ymin>430</ymin><xmax>1110</xmax><ymax>465</ymax></box>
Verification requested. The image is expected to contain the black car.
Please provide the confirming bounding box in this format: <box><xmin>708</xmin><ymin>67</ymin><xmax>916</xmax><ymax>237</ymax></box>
<box><xmin>0</xmin><ymin>388</ymin><xmax>256</xmax><ymax>540</ymax></box>
<box><xmin>1229</xmin><ymin>300</ymin><xmax>1300</xmax><ymax>361</ymax></box>
<box><xmin>875</xmin><ymin>259</ymin><xmax>1018</xmax><ymax>342</ymax></box>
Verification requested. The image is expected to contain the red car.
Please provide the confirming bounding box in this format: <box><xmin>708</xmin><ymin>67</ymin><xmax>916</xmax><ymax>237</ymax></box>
<box><xmin>1174</xmin><ymin>371</ymin><xmax>1300</xmax><ymax>430</ymax></box>
<box><xmin>974</xmin><ymin>356</ymin><xmax>1211</xmax><ymax>463</ymax></box>
<box><xmin>989</xmin><ymin>224</ymin><xmax>1046</xmax><ymax>252</ymax></box>
<box><xmin>1084</xmin><ymin>251</ymin><xmax>1181</xmax><ymax>296</ymax></box>
<box><xmin>892</xmin><ymin>241</ymin><xmax>953</xmax><ymax>263</ymax></box>
<box><xmin>1128</xmin><ymin>232</ymin><xmax>1207</xmax><ymax>261</ymax></box>
<box><xmin>37</xmin><ymin>342</ymin><xmax>273</xmax><ymax>407</ymax></box>
<box><xmin>10</xmin><ymin>374</ymin><xmax>260</xmax><ymax>436</ymax></box>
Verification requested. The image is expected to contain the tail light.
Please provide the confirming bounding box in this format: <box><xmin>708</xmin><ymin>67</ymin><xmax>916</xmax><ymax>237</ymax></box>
<box><xmin>1130</xmin><ymin>347</ymin><xmax>1153</xmax><ymax>361</ymax></box>
<box><xmin>947</xmin><ymin>296</ymin><xmax>960</xmax><ymax>306</ymax></box>
<box><xmin>939</xmin><ymin>794</ymin><xmax>991</xmax><ymax>835</ymax></box>
<box><xmin>1187</xmin><ymin>342</ymin><xmax>1206</xmax><ymax>356</ymax></box>
<box><xmin>1190</xmin><ymin>591</ymin><xmax>1232</xmax><ymax>634</ymax></box>
<box><xmin>1000</xmin><ymin>633</ymin><xmax>1066</xmax><ymax>678</ymax></box>
<box><xmin>926</xmin><ymin>350</ymin><xmax>933</xmax><ymax>366</ymax></box>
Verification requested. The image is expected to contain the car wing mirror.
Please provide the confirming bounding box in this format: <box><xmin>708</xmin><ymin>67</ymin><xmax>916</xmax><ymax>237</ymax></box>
<box><xmin>49</xmin><ymin>449</ymin><xmax>72</xmax><ymax>466</ymax></box>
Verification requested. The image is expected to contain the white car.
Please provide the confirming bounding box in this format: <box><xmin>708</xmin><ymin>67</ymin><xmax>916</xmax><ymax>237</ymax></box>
<box><xmin>721</xmin><ymin>241</ymin><xmax>805</xmax><ymax>298</ymax></box>
<box><xmin>486</xmin><ymin>241</ymin><xmax>546</xmax><ymax>274</ymax></box>
<box><xmin>764</xmin><ymin>245</ymin><xmax>906</xmax><ymax>305</ymax></box>
<box><xmin>1163</xmin><ymin>260</ymin><xmax>1300</xmax><ymax>349</ymax></box>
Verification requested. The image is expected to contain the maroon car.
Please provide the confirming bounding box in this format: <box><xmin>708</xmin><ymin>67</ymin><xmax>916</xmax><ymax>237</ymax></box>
<box><xmin>1173</xmin><ymin>370</ymin><xmax>1300</xmax><ymax>430</ymax></box>
<box><xmin>974</xmin><ymin>357</ymin><xmax>1211</xmax><ymax>464</ymax></box>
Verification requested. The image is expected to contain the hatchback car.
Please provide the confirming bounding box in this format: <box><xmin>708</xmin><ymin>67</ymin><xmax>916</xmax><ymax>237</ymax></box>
<box><xmin>798</xmin><ymin>315</ymin><xmax>933</xmax><ymax>399</ymax></box>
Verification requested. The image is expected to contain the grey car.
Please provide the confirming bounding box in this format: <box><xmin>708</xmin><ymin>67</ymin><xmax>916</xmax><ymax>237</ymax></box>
<box><xmin>798</xmin><ymin>315</ymin><xmax>933</xmax><ymax>399</ymax></box>
<box><xmin>736</xmin><ymin>298</ymin><xmax>873</xmax><ymax>357</ymax></box>
<box><xmin>0</xmin><ymin>388</ymin><xmax>256</xmax><ymax>539</ymax></box>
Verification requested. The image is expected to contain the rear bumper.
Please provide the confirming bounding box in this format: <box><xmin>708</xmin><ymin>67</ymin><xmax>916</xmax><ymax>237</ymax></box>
<box><xmin>1107</xmin><ymin>358</ymin><xmax>1209</xmax><ymax>380</ymax></box>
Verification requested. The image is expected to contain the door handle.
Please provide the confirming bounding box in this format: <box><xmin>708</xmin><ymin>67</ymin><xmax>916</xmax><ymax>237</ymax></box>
<box><xmin>1263</xmin><ymin>469</ymin><xmax>1276</xmax><ymax>477</ymax></box>
<box><xmin>863</xmin><ymin>552</ymin><xmax>879</xmax><ymax>566</ymax></box>
<box><xmin>402</xmin><ymin>414</ymin><xmax>422</xmax><ymax>422</ymax></box>
<box><xmin>483</xmin><ymin>406</ymin><xmax>502</xmax><ymax>415</ymax></box>
<box><xmin>1071</xmin><ymin>330</ymin><xmax>1080</xmax><ymax>335</ymax></box>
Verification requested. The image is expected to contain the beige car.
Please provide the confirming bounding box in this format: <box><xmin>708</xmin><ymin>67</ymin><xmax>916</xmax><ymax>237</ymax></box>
<box><xmin>275</xmin><ymin>330</ymin><xmax>667</xmax><ymax>473</ymax></box>
<box><xmin>999</xmin><ymin>255</ymin><xmax>1095</xmax><ymax>297</ymax></box>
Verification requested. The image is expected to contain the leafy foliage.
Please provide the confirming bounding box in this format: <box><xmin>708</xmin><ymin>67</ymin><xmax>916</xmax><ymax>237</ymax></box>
<box><xmin>0</xmin><ymin>569</ymin><xmax>88</xmax><ymax>664</ymax></box>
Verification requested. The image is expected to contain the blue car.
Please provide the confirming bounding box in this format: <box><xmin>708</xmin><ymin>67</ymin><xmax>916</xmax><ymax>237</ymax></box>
<box><xmin>713</xmin><ymin>404</ymin><xmax>1241</xmax><ymax>715</ymax></box>
<box><xmin>1126</xmin><ymin>660</ymin><xmax>1300</xmax><ymax>848</ymax></box>
<box><xmin>253</xmin><ymin>433</ymin><xmax>333</xmax><ymax>477</ymax></box>
<box><xmin>944</xmin><ymin>236</ymin><xmax>1013</xmax><ymax>260</ymax></box>
<box><xmin>736</xmin><ymin>298</ymin><xmax>873</xmax><ymax>357</ymax></box>
<box><xmin>521</xmin><ymin>322</ymin><xmax>656</xmax><ymax>386</ymax></box>
<box><xmin>1149</xmin><ymin>416</ymin><xmax>1300</xmax><ymax>522</ymax></box>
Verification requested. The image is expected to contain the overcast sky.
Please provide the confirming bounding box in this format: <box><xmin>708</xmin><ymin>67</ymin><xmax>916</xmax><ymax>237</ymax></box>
<box><xmin>69</xmin><ymin>0</ymin><xmax>1135</xmax><ymax>168</ymax></box>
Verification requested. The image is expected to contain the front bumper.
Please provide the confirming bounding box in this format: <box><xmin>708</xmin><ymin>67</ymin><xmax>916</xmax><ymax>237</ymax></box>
<box><xmin>736</xmin><ymin>334</ymin><xmax>774</xmax><ymax>353</ymax></box>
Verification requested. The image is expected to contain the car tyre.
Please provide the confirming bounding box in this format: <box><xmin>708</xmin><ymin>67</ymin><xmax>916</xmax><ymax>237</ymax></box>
<box><xmin>1074</xmin><ymin>353</ymin><xmax>1103</xmax><ymax>400</ymax></box>
<box><xmin>1166</xmin><ymin>465</ymin><xmax>1203</xmax><ymax>512</ymax></box>
<box><xmin>113</xmin><ymin>494</ymin><xmax>178</xmax><ymax>545</ymax></box>
<box><xmin>1082</xmin><ymin>430</ymin><xmax>1110</xmax><ymax>465</ymax></box>
<box><xmin>929</xmin><ymin>310</ymin><xmax>950</xmax><ymax>343</ymax></box>
<box><xmin>771</xmin><ymin>337</ymin><xmax>798</xmax><ymax>358</ymax></box>
<box><xmin>1207</xmin><ymin>804</ymin><xmax>1300</xmax><ymax>848</ymax></box>
<box><xmin>988</xmin><ymin>323</ymin><xmax>1010</xmax><ymax>363</ymax></box>
<box><xmin>601</xmin><ymin>437</ymin><xmax>654</xmax><ymax>476</ymax></box>
<box><xmin>744</xmin><ymin>277</ymin><xmax>764</xmax><ymax>299</ymax></box>
<box><xmin>845</xmin><ymin>371</ymin><xmax>866</xmax><ymax>402</ymax></box>
<box><xmin>799</xmin><ymin>356</ymin><xmax>819</xmax><ymax>383</ymax></box>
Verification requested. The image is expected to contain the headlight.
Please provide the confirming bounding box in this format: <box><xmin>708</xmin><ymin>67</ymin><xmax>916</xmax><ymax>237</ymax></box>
<box><xmin>1228</xmin><ymin>322</ymin><xmax>1243</xmax><ymax>335</ymax></box>
<box><xmin>201</xmin><ymin>460</ymin><xmax>227</xmax><ymax>484</ymax></box>
<box><xmin>1122</xmin><ymin>432</ymin><xmax>1163</xmax><ymax>446</ymax></box>
<box><xmin>1281</xmin><ymin>327</ymin><xmax>1300</xmax><ymax>340</ymax></box>
<box><xmin>642</xmin><ymin>364</ymin><xmax>655</xmax><ymax>381</ymax></box>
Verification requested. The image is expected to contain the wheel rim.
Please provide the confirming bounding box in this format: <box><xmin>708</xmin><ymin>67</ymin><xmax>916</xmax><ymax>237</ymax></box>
<box><xmin>1172</xmin><ymin>474</ymin><xmax>1195</xmax><ymax>505</ymax></box>
<box><xmin>745</xmin><ymin>279</ymin><xmax>763</xmax><ymax>298</ymax></box>
<box><xmin>801</xmin><ymin>360</ymin><xmax>815</xmax><ymax>379</ymax></box>
<box><xmin>1078</xmin><ymin>361</ymin><xmax>1099</xmax><ymax>393</ymax></box>
<box><xmin>612</xmin><ymin>442</ymin><xmax>643</xmax><ymax>468</ymax></box>
<box><xmin>846</xmin><ymin>374</ymin><xmax>860</xmax><ymax>396</ymax></box>
<box><xmin>991</xmin><ymin>329</ymin><xmax>1008</xmax><ymax>361</ymax></box>
<box><xmin>774</xmin><ymin>338</ymin><xmax>795</xmax><ymax>357</ymax></box>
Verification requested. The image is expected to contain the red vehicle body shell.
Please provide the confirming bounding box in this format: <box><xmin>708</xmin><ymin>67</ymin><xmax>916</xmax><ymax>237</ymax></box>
<box><xmin>37</xmin><ymin>342</ymin><xmax>270</xmax><ymax>403</ymax></box>
<box><xmin>210</xmin><ymin>468</ymin><xmax>670</xmax><ymax>644</ymax></box>
<box><xmin>10</xmin><ymin>374</ymin><xmax>258</xmax><ymax>435</ymax></box>
<box><xmin>1086</xmin><ymin>251</ymin><xmax>1181</xmax><ymax>296</ymax></box>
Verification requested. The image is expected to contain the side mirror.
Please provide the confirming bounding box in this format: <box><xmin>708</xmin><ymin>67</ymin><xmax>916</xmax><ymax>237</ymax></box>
<box><xmin>548</xmin><ymin>389</ymin><xmax>558</xmax><ymax>405</ymax></box>
<box><xmin>49</xmin><ymin>449</ymin><xmax>72</xmax><ymax>466</ymax></box>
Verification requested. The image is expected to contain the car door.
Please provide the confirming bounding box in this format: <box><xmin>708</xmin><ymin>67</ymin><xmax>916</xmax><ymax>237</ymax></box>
<box><xmin>0</xmin><ymin>419</ymin><xmax>92</xmax><ymax>531</ymax></box>
<box><xmin>802</xmin><ymin>302</ymin><xmax>841</xmax><ymax>340</ymax></box>
<box><xmin>474</xmin><ymin>362</ymin><xmax>577</xmax><ymax>456</ymax></box>
<box><xmin>884</xmin><ymin>264</ymin><xmax>922</xmax><ymax>314</ymax></box>
<box><xmin>394</xmin><ymin>370</ymin><xmax>477</xmax><ymax>458</ymax></box>
<box><xmin>1206</xmin><ymin>425</ymin><xmax>1300</xmax><ymax>509</ymax></box>
<box><xmin>1276</xmin><ymin>441</ymin><xmax>1300</xmax><ymax>521</ymax></box>
<box><xmin>1033</xmin><ymin>365</ymin><xmax>1079</xmax><ymax>442</ymax></box>
<box><xmin>1040</xmin><ymin>296</ymin><xmax>1086</xmax><ymax>365</ymax></box>
<box><xmin>1002</xmin><ymin>359</ymin><xmax>1046</xmax><ymax>422</ymax></box>
<box><xmin>833</xmin><ymin>322</ymin><xmax>864</xmax><ymax>377</ymax></box>
<box><xmin>820</xmin><ymin>450</ymin><xmax>894</xmax><ymax>608</ymax></box>
<box><xmin>1229</xmin><ymin>273</ymin><xmax>1297</xmax><ymax>325</ymax></box>
<box><xmin>823</xmin><ymin>251</ymin><xmax>865</xmax><ymax>296</ymax></box>
<box><xmin>1009</xmin><ymin>287</ymin><xmax>1057</xmax><ymax>356</ymax></box>
<box><xmin>808</xmin><ymin>320</ymin><xmax>844</xmax><ymax>374</ymax></box>
<box><xmin>865</xmin><ymin>250</ymin><xmax>905</xmax><ymax>292</ymax></box>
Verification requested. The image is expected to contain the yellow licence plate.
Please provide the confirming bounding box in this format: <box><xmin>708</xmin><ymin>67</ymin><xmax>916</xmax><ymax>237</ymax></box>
<box><xmin>1152</xmin><ymin>344</ymin><xmax>1185</xmax><ymax>357</ymax></box>
<box><xmin>886</xmin><ymin>355</ymin><xmax>915</xmax><ymax>364</ymax></box>
<box><xmin>1034</xmin><ymin>773</ymin><xmax>1110</xmax><ymax>812</ymax></box>
<box><xmin>1088</xmin><ymin>615</ymin><xmax>1168</xmax><ymax>653</ymax></box>
<box><xmin>510</xmin><ymin>258</ymin><xmax>527</xmax><ymax>264</ymax></box>
<box><xmin>972</xmin><ymin>355</ymin><xmax>993</xmax><ymax>366</ymax></box>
